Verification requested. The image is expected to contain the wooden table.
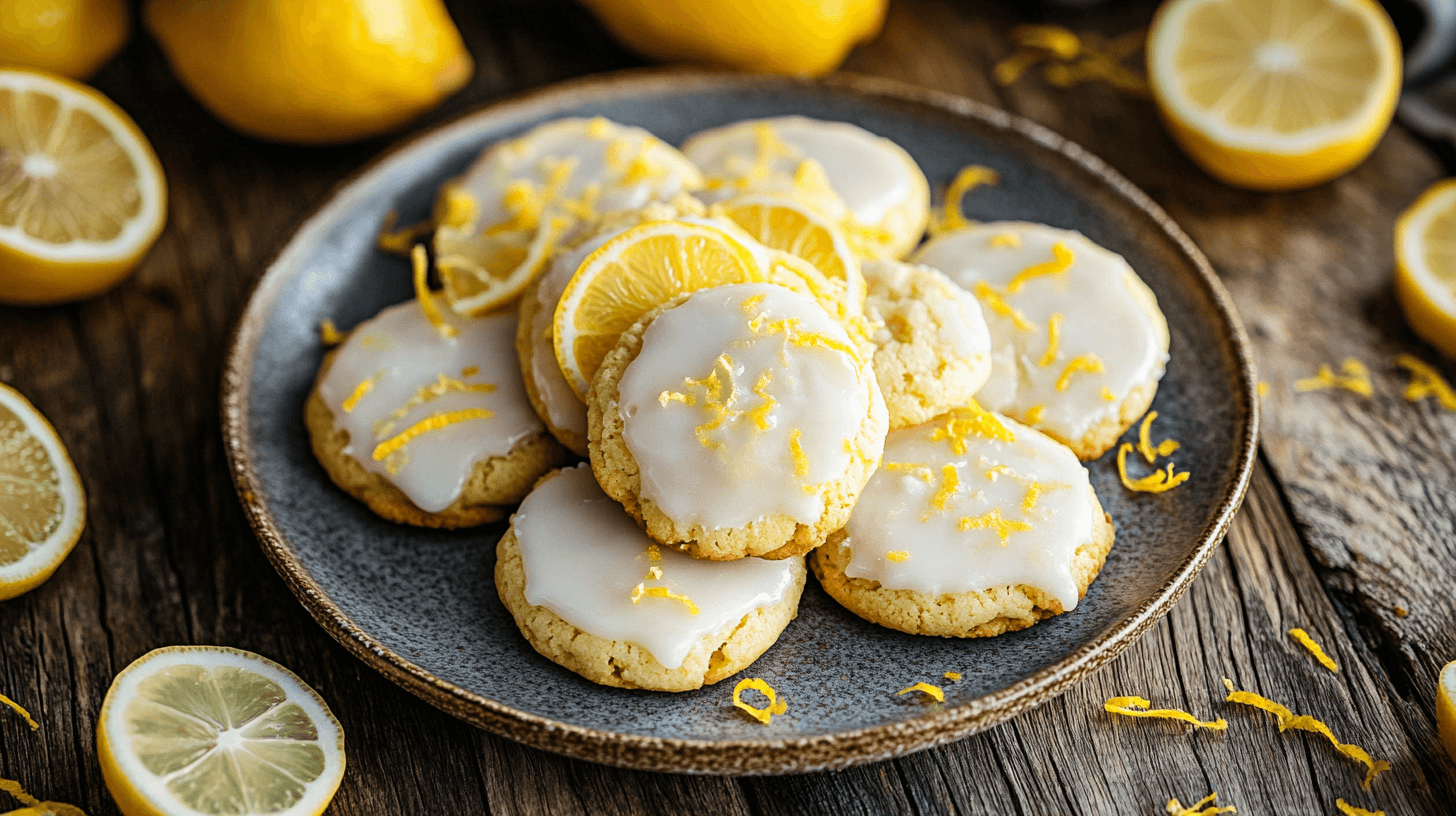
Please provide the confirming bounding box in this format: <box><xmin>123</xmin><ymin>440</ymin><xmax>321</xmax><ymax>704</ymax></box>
<box><xmin>3</xmin><ymin>0</ymin><xmax>1454</xmax><ymax>812</ymax></box>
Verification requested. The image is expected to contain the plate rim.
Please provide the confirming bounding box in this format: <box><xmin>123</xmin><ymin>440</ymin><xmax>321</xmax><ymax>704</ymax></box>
<box><xmin>220</xmin><ymin>66</ymin><xmax>1260</xmax><ymax>775</ymax></box>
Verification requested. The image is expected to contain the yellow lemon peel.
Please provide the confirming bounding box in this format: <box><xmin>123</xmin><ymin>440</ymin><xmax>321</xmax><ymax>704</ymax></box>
<box><xmin>1136</xmin><ymin>411</ymin><xmax>1181</xmax><ymax>464</ymax></box>
<box><xmin>989</xmin><ymin>232</ymin><xmax>1021</xmax><ymax>248</ymax></box>
<box><xmin>788</xmin><ymin>428</ymin><xmax>810</xmax><ymax>478</ymax></box>
<box><xmin>1117</xmin><ymin>443</ymin><xmax>1190</xmax><ymax>493</ymax></box>
<box><xmin>659</xmin><ymin>390</ymin><xmax>696</xmax><ymax>407</ymax></box>
<box><xmin>886</xmin><ymin>551</ymin><xmax>910</xmax><ymax>562</ymax></box>
<box><xmin>1166</xmin><ymin>792</ymin><xmax>1236</xmax><ymax>815</ymax></box>
<box><xmin>1055</xmin><ymin>353</ymin><xmax>1104</xmax><ymax>391</ymax></box>
<box><xmin>1024</xmin><ymin>404</ymin><xmax>1045</xmax><ymax>424</ymax></box>
<box><xmin>372</xmin><ymin>374</ymin><xmax>497</xmax><ymax>438</ymax></box>
<box><xmin>1335</xmin><ymin>800</ymin><xmax>1384</xmax><ymax>816</ymax></box>
<box><xmin>1294</xmin><ymin>359</ymin><xmax>1372</xmax><ymax>396</ymax></box>
<box><xmin>1221</xmin><ymin>678</ymin><xmax>1390</xmax><ymax>790</ymax></box>
<box><xmin>488</xmin><ymin>157</ymin><xmax>576</xmax><ymax>237</ymax></box>
<box><xmin>1396</xmin><ymin>354</ymin><xmax>1456</xmax><ymax>410</ymax></box>
<box><xmin>733</xmin><ymin>678</ymin><xmax>787</xmax><ymax>725</ymax></box>
<box><xmin>341</xmin><ymin>374</ymin><xmax>379</xmax><ymax>413</ymax></box>
<box><xmin>995</xmin><ymin>26</ymin><xmax>1147</xmax><ymax>96</ymax></box>
<box><xmin>747</xmin><ymin>371</ymin><xmax>776</xmax><ymax>431</ymax></box>
<box><xmin>944</xmin><ymin>672</ymin><xmax>962</xmax><ymax>681</ymax></box>
<box><xmin>1101</xmin><ymin>387</ymin><xmax>1117</xmax><ymax>402</ymax></box>
<box><xmin>897</xmin><ymin>682</ymin><xmax>945</xmax><ymax>702</ymax></box>
<box><xmin>319</xmin><ymin>319</ymin><xmax>345</xmax><ymax>346</ymax></box>
<box><xmin>1257</xmin><ymin>382</ymin><xmax>1270</xmax><ymax>397</ymax></box>
<box><xmin>586</xmin><ymin>117</ymin><xmax>611</xmax><ymax>139</ymax></box>
<box><xmin>1022</xmin><ymin>482</ymin><xmax>1042</xmax><ymax>513</ymax></box>
<box><xmin>973</xmin><ymin>282</ymin><xmax>1037</xmax><ymax>332</ymax></box>
<box><xmin>985</xmin><ymin>464</ymin><xmax>1010</xmax><ymax>481</ymax></box>
<box><xmin>957</xmin><ymin>510</ymin><xmax>1032</xmax><ymax>543</ymax></box>
<box><xmin>922</xmin><ymin>464</ymin><xmax>960</xmax><ymax>520</ymax></box>
<box><xmin>740</xmin><ymin>293</ymin><xmax>766</xmax><ymax>314</ymax></box>
<box><xmin>930</xmin><ymin>404</ymin><xmax>1015</xmax><ymax>453</ymax></box>
<box><xmin>1038</xmin><ymin>313</ymin><xmax>1064</xmax><ymax>367</ymax></box>
<box><xmin>1007</xmin><ymin>242</ymin><xmax>1074</xmax><ymax>293</ymax></box>
<box><xmin>0</xmin><ymin>694</ymin><xmax>38</xmax><ymax>731</ymax></box>
<box><xmin>630</xmin><ymin>583</ymin><xmax>700</xmax><ymax>615</ymax></box>
<box><xmin>411</xmin><ymin>245</ymin><xmax>457</xmax><ymax>339</ymax></box>
<box><xmin>1104</xmin><ymin>696</ymin><xmax>1227</xmax><ymax>730</ymax></box>
<box><xmin>930</xmin><ymin>165</ymin><xmax>999</xmax><ymax>235</ymax></box>
<box><xmin>886</xmin><ymin>462</ymin><xmax>933</xmax><ymax>482</ymax></box>
<box><xmin>1288</xmin><ymin>628</ymin><xmax>1339</xmax><ymax>673</ymax></box>
<box><xmin>372</xmin><ymin>408</ymin><xmax>493</xmax><ymax>462</ymax></box>
<box><xmin>376</xmin><ymin>209</ymin><xmax>433</xmax><ymax>255</ymax></box>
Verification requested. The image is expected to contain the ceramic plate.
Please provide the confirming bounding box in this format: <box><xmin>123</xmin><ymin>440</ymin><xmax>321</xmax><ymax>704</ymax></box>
<box><xmin>222</xmin><ymin>70</ymin><xmax>1258</xmax><ymax>774</ymax></box>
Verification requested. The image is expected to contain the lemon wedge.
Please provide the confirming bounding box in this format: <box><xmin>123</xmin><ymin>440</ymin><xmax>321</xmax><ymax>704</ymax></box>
<box><xmin>0</xmin><ymin>67</ymin><xmax>167</xmax><ymax>305</ymax></box>
<box><xmin>0</xmin><ymin>383</ymin><xmax>85</xmax><ymax>601</ymax></box>
<box><xmin>97</xmin><ymin>646</ymin><xmax>345</xmax><ymax>816</ymax></box>
<box><xmin>1396</xmin><ymin>178</ymin><xmax>1456</xmax><ymax>359</ymax></box>
<box><xmin>719</xmin><ymin>194</ymin><xmax>866</xmax><ymax>312</ymax></box>
<box><xmin>1147</xmin><ymin>0</ymin><xmax>1402</xmax><ymax>191</ymax></box>
<box><xmin>1440</xmin><ymin>660</ymin><xmax>1456</xmax><ymax>762</ymax></box>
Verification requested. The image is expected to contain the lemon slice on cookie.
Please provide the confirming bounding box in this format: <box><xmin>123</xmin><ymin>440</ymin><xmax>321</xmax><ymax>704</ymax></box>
<box><xmin>0</xmin><ymin>383</ymin><xmax>85</xmax><ymax>601</ymax></box>
<box><xmin>1395</xmin><ymin>178</ymin><xmax>1456</xmax><ymax>358</ymax></box>
<box><xmin>720</xmin><ymin>195</ymin><xmax>865</xmax><ymax>311</ymax></box>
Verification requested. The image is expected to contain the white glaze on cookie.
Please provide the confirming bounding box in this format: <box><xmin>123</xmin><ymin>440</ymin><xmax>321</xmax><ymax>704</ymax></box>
<box><xmin>912</xmin><ymin>222</ymin><xmax>1168</xmax><ymax>444</ymax></box>
<box><xmin>617</xmin><ymin>283</ymin><xmax>872</xmax><ymax>529</ymax></box>
<box><xmin>843</xmin><ymin>411</ymin><xmax>1095</xmax><ymax>609</ymax></box>
<box><xmin>317</xmin><ymin>301</ymin><xmax>542</xmax><ymax>513</ymax></box>
<box><xmin>513</xmin><ymin>464</ymin><xmax>801</xmax><ymax>670</ymax></box>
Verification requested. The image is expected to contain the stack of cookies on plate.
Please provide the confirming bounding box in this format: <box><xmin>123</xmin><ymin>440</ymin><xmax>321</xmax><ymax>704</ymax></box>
<box><xmin>305</xmin><ymin>114</ymin><xmax>1170</xmax><ymax>692</ymax></box>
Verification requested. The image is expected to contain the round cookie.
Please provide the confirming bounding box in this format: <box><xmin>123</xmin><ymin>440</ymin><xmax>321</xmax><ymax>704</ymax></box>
<box><xmin>589</xmin><ymin>282</ymin><xmax>887</xmax><ymax>561</ymax></box>
<box><xmin>682</xmin><ymin>116</ymin><xmax>930</xmax><ymax>260</ymax></box>
<box><xmin>811</xmin><ymin>407</ymin><xmax>1115</xmax><ymax>637</ymax></box>
<box><xmin>861</xmin><ymin>259</ymin><xmax>992</xmax><ymax>430</ymax></box>
<box><xmin>912</xmin><ymin>221</ymin><xmax>1170</xmax><ymax>460</ymax></box>
<box><xmin>308</xmin><ymin>298</ymin><xmax>566</xmax><ymax>528</ymax></box>
<box><xmin>496</xmin><ymin>464</ymin><xmax>807</xmax><ymax>691</ymax></box>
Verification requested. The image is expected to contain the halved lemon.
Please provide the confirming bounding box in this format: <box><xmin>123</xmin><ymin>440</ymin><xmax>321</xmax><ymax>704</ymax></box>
<box><xmin>1396</xmin><ymin>178</ymin><xmax>1456</xmax><ymax>359</ymax></box>
<box><xmin>1439</xmin><ymin>660</ymin><xmax>1456</xmax><ymax>762</ymax></box>
<box><xmin>97</xmin><ymin>646</ymin><xmax>345</xmax><ymax>816</ymax></box>
<box><xmin>719</xmin><ymin>194</ymin><xmax>866</xmax><ymax>313</ymax></box>
<box><xmin>0</xmin><ymin>67</ymin><xmax>167</xmax><ymax>305</ymax></box>
<box><xmin>1147</xmin><ymin>0</ymin><xmax>1402</xmax><ymax>191</ymax></box>
<box><xmin>553</xmin><ymin>220</ymin><xmax>764</xmax><ymax>398</ymax></box>
<box><xmin>0</xmin><ymin>383</ymin><xmax>85</xmax><ymax>601</ymax></box>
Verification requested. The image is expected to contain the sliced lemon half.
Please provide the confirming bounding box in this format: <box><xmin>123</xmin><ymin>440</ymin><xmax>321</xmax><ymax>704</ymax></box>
<box><xmin>1396</xmin><ymin>178</ymin><xmax>1456</xmax><ymax>359</ymax></box>
<box><xmin>553</xmin><ymin>220</ymin><xmax>764</xmax><ymax>399</ymax></box>
<box><xmin>1147</xmin><ymin>0</ymin><xmax>1402</xmax><ymax>191</ymax></box>
<box><xmin>0</xmin><ymin>383</ymin><xmax>85</xmax><ymax>601</ymax></box>
<box><xmin>0</xmin><ymin>67</ymin><xmax>167</xmax><ymax>305</ymax></box>
<box><xmin>97</xmin><ymin>646</ymin><xmax>345</xmax><ymax>816</ymax></box>
<box><xmin>1439</xmin><ymin>660</ymin><xmax>1456</xmax><ymax>762</ymax></box>
<box><xmin>719</xmin><ymin>194</ymin><xmax>866</xmax><ymax>313</ymax></box>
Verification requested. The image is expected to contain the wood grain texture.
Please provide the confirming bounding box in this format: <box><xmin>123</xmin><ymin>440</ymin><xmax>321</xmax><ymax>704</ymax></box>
<box><xmin>1</xmin><ymin>0</ymin><xmax>1453</xmax><ymax>813</ymax></box>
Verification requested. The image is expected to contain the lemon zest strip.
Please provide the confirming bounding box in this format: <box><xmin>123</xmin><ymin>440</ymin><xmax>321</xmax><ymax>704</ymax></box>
<box><xmin>747</xmin><ymin>370</ymin><xmax>776</xmax><ymax>431</ymax></box>
<box><xmin>1007</xmin><ymin>242</ymin><xmax>1074</xmax><ymax>293</ymax></box>
<box><xmin>886</xmin><ymin>462</ymin><xmax>933</xmax><ymax>482</ymax></box>
<box><xmin>372</xmin><ymin>409</ymin><xmax>493</xmax><ymax>461</ymax></box>
<box><xmin>1221</xmin><ymin>678</ymin><xmax>1390</xmax><ymax>790</ymax></box>
<box><xmin>319</xmin><ymin>319</ymin><xmax>344</xmax><ymax>346</ymax></box>
<box><xmin>1038</xmin><ymin>312</ymin><xmax>1064</xmax><ymax>367</ymax></box>
<box><xmin>973</xmin><ymin>282</ymin><xmax>1037</xmax><ymax>332</ymax></box>
<box><xmin>1104</xmin><ymin>696</ymin><xmax>1227</xmax><ymax>730</ymax></box>
<box><xmin>659</xmin><ymin>390</ymin><xmax>696</xmax><ymax>407</ymax></box>
<box><xmin>931</xmin><ymin>165</ymin><xmax>999</xmax><ymax>235</ymax></box>
<box><xmin>1166</xmin><ymin>792</ymin><xmax>1236</xmax><ymax>815</ymax></box>
<box><xmin>376</xmin><ymin>209</ymin><xmax>434</xmax><ymax>255</ymax></box>
<box><xmin>411</xmin><ymin>245</ymin><xmax>458</xmax><ymax>338</ymax></box>
<box><xmin>740</xmin><ymin>293</ymin><xmax>766</xmax><ymax>314</ymax></box>
<box><xmin>985</xmin><ymin>464</ymin><xmax>1010</xmax><ymax>481</ymax></box>
<box><xmin>0</xmin><ymin>779</ymin><xmax>40</xmax><ymax>808</ymax></box>
<box><xmin>1294</xmin><ymin>358</ymin><xmax>1372</xmax><ymax>396</ymax></box>
<box><xmin>944</xmin><ymin>672</ymin><xmax>962</xmax><ymax>681</ymax></box>
<box><xmin>788</xmin><ymin>428</ymin><xmax>810</xmax><ymax>478</ymax></box>
<box><xmin>341</xmin><ymin>374</ymin><xmax>379</xmax><ymax>413</ymax></box>
<box><xmin>630</xmin><ymin>584</ymin><xmax>700</xmax><ymax>615</ymax></box>
<box><xmin>922</xmin><ymin>464</ymin><xmax>960</xmax><ymax>521</ymax></box>
<box><xmin>1396</xmin><ymin>354</ymin><xmax>1456</xmax><ymax>410</ymax></box>
<box><xmin>897</xmin><ymin>682</ymin><xmax>945</xmax><ymax>702</ymax></box>
<box><xmin>0</xmin><ymin>694</ymin><xmax>38</xmax><ymax>731</ymax></box>
<box><xmin>1117</xmin><ymin>443</ymin><xmax>1190</xmax><ymax>493</ymax></box>
<box><xmin>1136</xmin><ymin>411</ymin><xmax>1181</xmax><ymax>463</ymax></box>
<box><xmin>733</xmin><ymin>678</ymin><xmax>787</xmax><ymax>725</ymax></box>
<box><xmin>1257</xmin><ymin>382</ymin><xmax>1270</xmax><ymax>396</ymax></box>
<box><xmin>1288</xmin><ymin>628</ymin><xmax>1339</xmax><ymax>672</ymax></box>
<box><xmin>989</xmin><ymin>232</ymin><xmax>1021</xmax><ymax>248</ymax></box>
<box><xmin>886</xmin><ymin>551</ymin><xmax>910</xmax><ymax>562</ymax></box>
<box><xmin>1022</xmin><ymin>482</ymin><xmax>1042</xmax><ymax>512</ymax></box>
<box><xmin>1024</xmin><ymin>404</ymin><xmax>1045</xmax><ymax>424</ymax></box>
<box><xmin>373</xmin><ymin>374</ymin><xmax>496</xmax><ymax>438</ymax></box>
<box><xmin>1335</xmin><ymin>799</ymin><xmax>1384</xmax><ymax>816</ymax></box>
<box><xmin>930</xmin><ymin>403</ymin><xmax>1015</xmax><ymax>453</ymax></box>
<box><xmin>1055</xmin><ymin>353</ymin><xmax>1104</xmax><ymax>391</ymax></box>
<box><xmin>957</xmin><ymin>510</ymin><xmax>1032</xmax><ymax>543</ymax></box>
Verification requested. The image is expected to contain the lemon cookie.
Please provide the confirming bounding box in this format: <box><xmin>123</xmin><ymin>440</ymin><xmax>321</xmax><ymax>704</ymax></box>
<box><xmin>433</xmin><ymin>117</ymin><xmax>704</xmax><ymax>315</ymax></box>
<box><xmin>496</xmin><ymin>464</ymin><xmax>807</xmax><ymax>691</ymax></box>
<box><xmin>589</xmin><ymin>282</ymin><xmax>887</xmax><ymax>561</ymax></box>
<box><xmin>682</xmin><ymin>116</ymin><xmax>930</xmax><ymax>260</ymax></box>
<box><xmin>913</xmin><ymin>222</ymin><xmax>1170</xmax><ymax>459</ymax></box>
<box><xmin>308</xmin><ymin>297</ymin><xmax>566</xmax><ymax>528</ymax></box>
<box><xmin>811</xmin><ymin>406</ymin><xmax>1115</xmax><ymax>637</ymax></box>
<box><xmin>861</xmin><ymin>259</ymin><xmax>992</xmax><ymax>430</ymax></box>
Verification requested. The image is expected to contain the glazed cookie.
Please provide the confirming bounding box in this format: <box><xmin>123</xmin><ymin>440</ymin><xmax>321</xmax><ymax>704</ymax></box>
<box><xmin>811</xmin><ymin>406</ymin><xmax>1115</xmax><ymax>637</ymax></box>
<box><xmin>861</xmin><ymin>259</ymin><xmax>992</xmax><ymax>430</ymax></box>
<box><xmin>913</xmin><ymin>222</ymin><xmax>1170</xmax><ymax>459</ymax></box>
<box><xmin>589</xmin><ymin>282</ymin><xmax>887</xmax><ymax>561</ymax></box>
<box><xmin>496</xmin><ymin>464</ymin><xmax>807</xmax><ymax>691</ymax></box>
<box><xmin>682</xmin><ymin>116</ymin><xmax>930</xmax><ymax>260</ymax></box>
<box><xmin>434</xmin><ymin>117</ymin><xmax>704</xmax><ymax>314</ymax></box>
<box><xmin>308</xmin><ymin>297</ymin><xmax>566</xmax><ymax>528</ymax></box>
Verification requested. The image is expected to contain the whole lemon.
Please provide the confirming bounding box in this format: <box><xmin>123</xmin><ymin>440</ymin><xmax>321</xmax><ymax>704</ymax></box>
<box><xmin>0</xmin><ymin>0</ymin><xmax>130</xmax><ymax>79</ymax></box>
<box><xmin>145</xmin><ymin>0</ymin><xmax>474</xmax><ymax>145</ymax></box>
<box><xmin>578</xmin><ymin>0</ymin><xmax>887</xmax><ymax>76</ymax></box>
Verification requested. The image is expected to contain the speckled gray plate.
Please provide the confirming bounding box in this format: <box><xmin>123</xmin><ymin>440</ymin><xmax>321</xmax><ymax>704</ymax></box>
<box><xmin>222</xmin><ymin>69</ymin><xmax>1258</xmax><ymax>775</ymax></box>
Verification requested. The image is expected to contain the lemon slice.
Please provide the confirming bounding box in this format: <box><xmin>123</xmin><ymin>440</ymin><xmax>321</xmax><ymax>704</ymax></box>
<box><xmin>1439</xmin><ymin>660</ymin><xmax>1456</xmax><ymax>762</ymax></box>
<box><xmin>1147</xmin><ymin>0</ymin><xmax>1402</xmax><ymax>191</ymax></box>
<box><xmin>0</xmin><ymin>68</ymin><xmax>167</xmax><ymax>305</ymax></box>
<box><xmin>0</xmin><ymin>383</ymin><xmax>85</xmax><ymax>601</ymax></box>
<box><xmin>97</xmin><ymin>646</ymin><xmax>345</xmax><ymax>816</ymax></box>
<box><xmin>719</xmin><ymin>194</ymin><xmax>866</xmax><ymax>312</ymax></box>
<box><xmin>435</xmin><ymin>207</ymin><xmax>567</xmax><ymax>317</ymax></box>
<box><xmin>1396</xmin><ymin>178</ymin><xmax>1456</xmax><ymax>359</ymax></box>
<box><xmin>553</xmin><ymin>220</ymin><xmax>764</xmax><ymax>398</ymax></box>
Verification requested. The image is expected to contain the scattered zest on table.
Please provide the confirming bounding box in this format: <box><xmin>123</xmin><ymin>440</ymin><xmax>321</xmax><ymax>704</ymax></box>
<box><xmin>1335</xmin><ymin>800</ymin><xmax>1384</xmax><ymax>816</ymax></box>
<box><xmin>1221</xmin><ymin>679</ymin><xmax>1390</xmax><ymax>789</ymax></box>
<box><xmin>1257</xmin><ymin>381</ymin><xmax>1269</xmax><ymax>397</ymax></box>
<box><xmin>1294</xmin><ymin>359</ymin><xmax>1372</xmax><ymax>396</ymax></box>
<box><xmin>1395</xmin><ymin>354</ymin><xmax>1456</xmax><ymax>410</ymax></box>
<box><xmin>897</xmin><ymin>682</ymin><xmax>945</xmax><ymax>702</ymax></box>
<box><xmin>1165</xmin><ymin>791</ymin><xmax>1235</xmax><ymax>815</ymax></box>
<box><xmin>1288</xmin><ymin>628</ymin><xmax>1339</xmax><ymax>673</ymax></box>
<box><xmin>0</xmin><ymin>777</ymin><xmax>83</xmax><ymax>816</ymax></box>
<box><xmin>1104</xmin><ymin>696</ymin><xmax>1227</xmax><ymax>730</ymax></box>
<box><xmin>1117</xmin><ymin>443</ymin><xmax>1190</xmax><ymax>494</ymax></box>
<box><xmin>994</xmin><ymin>25</ymin><xmax>1148</xmax><ymax>96</ymax></box>
<box><xmin>929</xmin><ymin>165</ymin><xmax>998</xmax><ymax>235</ymax></box>
<box><xmin>943</xmin><ymin>671</ymin><xmax>961</xmax><ymax>682</ymax></box>
<box><xmin>318</xmin><ymin>318</ymin><xmax>344</xmax><ymax>346</ymax></box>
<box><xmin>733</xmin><ymin>678</ymin><xmax>787</xmax><ymax>725</ymax></box>
<box><xmin>0</xmin><ymin>693</ymin><xmax>38</xmax><ymax>731</ymax></box>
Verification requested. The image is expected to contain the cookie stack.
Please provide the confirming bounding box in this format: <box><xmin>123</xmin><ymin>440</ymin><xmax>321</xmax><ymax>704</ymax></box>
<box><xmin>306</xmin><ymin>115</ymin><xmax>1170</xmax><ymax>691</ymax></box>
